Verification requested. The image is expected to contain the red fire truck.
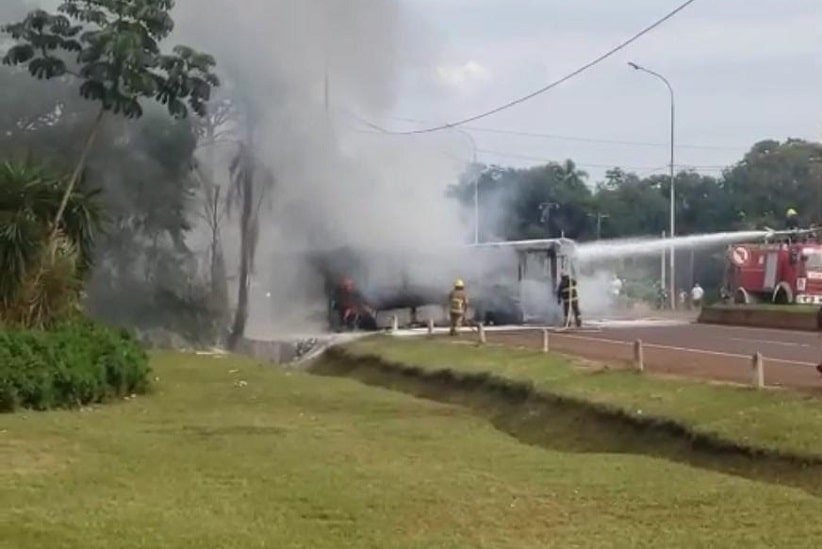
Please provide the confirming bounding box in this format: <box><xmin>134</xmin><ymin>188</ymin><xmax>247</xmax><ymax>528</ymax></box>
<box><xmin>725</xmin><ymin>232</ymin><xmax>822</xmax><ymax>305</ymax></box>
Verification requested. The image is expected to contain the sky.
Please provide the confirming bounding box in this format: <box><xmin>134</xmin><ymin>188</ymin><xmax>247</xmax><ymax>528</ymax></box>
<box><xmin>368</xmin><ymin>0</ymin><xmax>822</xmax><ymax>182</ymax></box>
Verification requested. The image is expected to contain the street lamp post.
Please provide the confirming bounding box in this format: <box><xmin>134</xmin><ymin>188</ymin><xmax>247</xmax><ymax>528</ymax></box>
<box><xmin>539</xmin><ymin>202</ymin><xmax>559</xmax><ymax>236</ymax></box>
<box><xmin>588</xmin><ymin>213</ymin><xmax>610</xmax><ymax>240</ymax></box>
<box><xmin>629</xmin><ymin>61</ymin><xmax>676</xmax><ymax>309</ymax></box>
<box><xmin>453</xmin><ymin>128</ymin><xmax>480</xmax><ymax>244</ymax></box>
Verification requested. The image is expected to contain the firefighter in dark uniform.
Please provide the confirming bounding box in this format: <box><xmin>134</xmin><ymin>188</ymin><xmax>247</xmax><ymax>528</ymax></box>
<box><xmin>786</xmin><ymin>208</ymin><xmax>800</xmax><ymax>231</ymax></box>
<box><xmin>816</xmin><ymin>306</ymin><xmax>822</xmax><ymax>377</ymax></box>
<box><xmin>786</xmin><ymin>208</ymin><xmax>800</xmax><ymax>243</ymax></box>
<box><xmin>557</xmin><ymin>273</ymin><xmax>582</xmax><ymax>328</ymax></box>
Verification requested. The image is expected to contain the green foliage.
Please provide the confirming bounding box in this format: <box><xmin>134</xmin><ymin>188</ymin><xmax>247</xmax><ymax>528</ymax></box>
<box><xmin>1</xmin><ymin>0</ymin><xmax>219</xmax><ymax>120</ymax></box>
<box><xmin>0</xmin><ymin>159</ymin><xmax>103</xmax><ymax>327</ymax></box>
<box><xmin>0</xmin><ymin>317</ymin><xmax>150</xmax><ymax>412</ymax></box>
<box><xmin>454</xmin><ymin>139</ymin><xmax>822</xmax><ymax>243</ymax></box>
<box><xmin>451</xmin><ymin>138</ymin><xmax>822</xmax><ymax>293</ymax></box>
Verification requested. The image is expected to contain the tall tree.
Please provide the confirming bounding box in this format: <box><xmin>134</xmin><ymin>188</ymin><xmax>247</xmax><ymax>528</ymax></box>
<box><xmin>225</xmin><ymin>133</ymin><xmax>275</xmax><ymax>350</ymax></box>
<box><xmin>1</xmin><ymin>0</ymin><xmax>219</xmax><ymax>239</ymax></box>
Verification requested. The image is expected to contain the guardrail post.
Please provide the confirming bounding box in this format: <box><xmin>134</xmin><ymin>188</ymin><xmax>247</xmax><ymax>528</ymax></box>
<box><xmin>542</xmin><ymin>329</ymin><xmax>549</xmax><ymax>353</ymax></box>
<box><xmin>751</xmin><ymin>352</ymin><xmax>764</xmax><ymax>389</ymax></box>
<box><xmin>478</xmin><ymin>323</ymin><xmax>486</xmax><ymax>345</ymax></box>
<box><xmin>427</xmin><ymin>318</ymin><xmax>434</xmax><ymax>336</ymax></box>
<box><xmin>633</xmin><ymin>340</ymin><xmax>644</xmax><ymax>372</ymax></box>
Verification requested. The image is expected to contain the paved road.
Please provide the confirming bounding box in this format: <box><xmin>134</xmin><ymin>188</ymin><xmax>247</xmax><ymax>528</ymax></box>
<box><xmin>575</xmin><ymin>323</ymin><xmax>820</xmax><ymax>366</ymax></box>
<box><xmin>487</xmin><ymin>322</ymin><xmax>822</xmax><ymax>391</ymax></box>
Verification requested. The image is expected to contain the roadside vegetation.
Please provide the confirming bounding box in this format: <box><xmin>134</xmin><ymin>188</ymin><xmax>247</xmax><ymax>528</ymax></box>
<box><xmin>343</xmin><ymin>337</ymin><xmax>822</xmax><ymax>459</ymax></box>
<box><xmin>4</xmin><ymin>351</ymin><xmax>822</xmax><ymax>549</ymax></box>
<box><xmin>0</xmin><ymin>0</ymin><xmax>219</xmax><ymax>411</ymax></box>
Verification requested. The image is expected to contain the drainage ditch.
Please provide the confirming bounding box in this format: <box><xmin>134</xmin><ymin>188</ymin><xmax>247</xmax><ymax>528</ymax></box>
<box><xmin>312</xmin><ymin>347</ymin><xmax>822</xmax><ymax>498</ymax></box>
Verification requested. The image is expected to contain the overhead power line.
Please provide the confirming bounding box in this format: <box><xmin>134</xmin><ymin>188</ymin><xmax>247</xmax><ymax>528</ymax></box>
<box><xmin>386</xmin><ymin>115</ymin><xmax>744</xmax><ymax>151</ymax></box>
<box><xmin>342</xmin><ymin>112</ymin><xmax>732</xmax><ymax>173</ymax></box>
<box><xmin>364</xmin><ymin>0</ymin><xmax>699</xmax><ymax>135</ymax></box>
<box><xmin>348</xmin><ymin>112</ymin><xmax>744</xmax><ymax>154</ymax></box>
<box><xmin>476</xmin><ymin>148</ymin><xmax>727</xmax><ymax>171</ymax></box>
<box><xmin>475</xmin><ymin>148</ymin><xmax>658</xmax><ymax>170</ymax></box>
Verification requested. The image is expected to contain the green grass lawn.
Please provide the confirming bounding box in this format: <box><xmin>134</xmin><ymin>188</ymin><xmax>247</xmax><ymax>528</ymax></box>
<box><xmin>347</xmin><ymin>337</ymin><xmax>822</xmax><ymax>459</ymax></box>
<box><xmin>4</xmin><ymin>350</ymin><xmax>822</xmax><ymax>548</ymax></box>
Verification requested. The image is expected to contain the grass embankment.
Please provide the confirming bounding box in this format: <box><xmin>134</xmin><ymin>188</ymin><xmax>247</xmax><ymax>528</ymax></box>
<box><xmin>4</xmin><ymin>351</ymin><xmax>822</xmax><ymax>547</ymax></box>
<box><xmin>707</xmin><ymin>303</ymin><xmax>817</xmax><ymax>313</ymax></box>
<box><xmin>343</xmin><ymin>337</ymin><xmax>822</xmax><ymax>460</ymax></box>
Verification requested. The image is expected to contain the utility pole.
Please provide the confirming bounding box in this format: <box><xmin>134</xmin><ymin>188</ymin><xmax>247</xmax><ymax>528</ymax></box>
<box><xmin>629</xmin><ymin>62</ymin><xmax>676</xmax><ymax>309</ymax></box>
<box><xmin>324</xmin><ymin>65</ymin><xmax>330</xmax><ymax>118</ymax></box>
<box><xmin>661</xmin><ymin>230</ymin><xmax>667</xmax><ymax>307</ymax></box>
<box><xmin>452</xmin><ymin>128</ymin><xmax>480</xmax><ymax>244</ymax></box>
<box><xmin>587</xmin><ymin>213</ymin><xmax>610</xmax><ymax>240</ymax></box>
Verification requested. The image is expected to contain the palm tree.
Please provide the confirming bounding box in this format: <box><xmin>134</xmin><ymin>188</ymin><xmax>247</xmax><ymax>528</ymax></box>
<box><xmin>0</xmin><ymin>159</ymin><xmax>103</xmax><ymax>327</ymax></box>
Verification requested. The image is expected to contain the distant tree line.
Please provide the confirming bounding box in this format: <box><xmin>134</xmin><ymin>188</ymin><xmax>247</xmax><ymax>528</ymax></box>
<box><xmin>449</xmin><ymin>139</ymin><xmax>822</xmax><ymax>298</ymax></box>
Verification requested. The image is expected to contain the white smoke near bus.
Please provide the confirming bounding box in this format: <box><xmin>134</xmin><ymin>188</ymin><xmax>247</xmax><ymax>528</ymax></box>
<box><xmin>171</xmin><ymin>0</ymin><xmax>478</xmax><ymax>335</ymax></box>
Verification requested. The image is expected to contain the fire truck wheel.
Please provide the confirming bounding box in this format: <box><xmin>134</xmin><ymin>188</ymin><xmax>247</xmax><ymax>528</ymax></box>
<box><xmin>773</xmin><ymin>287</ymin><xmax>791</xmax><ymax>305</ymax></box>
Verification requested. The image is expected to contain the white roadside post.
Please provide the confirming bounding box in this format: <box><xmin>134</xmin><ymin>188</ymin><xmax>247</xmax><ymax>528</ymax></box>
<box><xmin>542</xmin><ymin>329</ymin><xmax>550</xmax><ymax>353</ymax></box>
<box><xmin>751</xmin><ymin>352</ymin><xmax>765</xmax><ymax>389</ymax></box>
<box><xmin>478</xmin><ymin>323</ymin><xmax>487</xmax><ymax>345</ymax></box>
<box><xmin>427</xmin><ymin>318</ymin><xmax>434</xmax><ymax>336</ymax></box>
<box><xmin>633</xmin><ymin>340</ymin><xmax>645</xmax><ymax>372</ymax></box>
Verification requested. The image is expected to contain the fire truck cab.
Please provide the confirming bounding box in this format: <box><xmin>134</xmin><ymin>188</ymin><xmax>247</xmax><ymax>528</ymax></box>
<box><xmin>725</xmin><ymin>234</ymin><xmax>822</xmax><ymax>305</ymax></box>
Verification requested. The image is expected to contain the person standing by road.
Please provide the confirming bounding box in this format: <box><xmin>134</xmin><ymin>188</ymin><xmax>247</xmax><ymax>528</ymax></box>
<box><xmin>610</xmin><ymin>274</ymin><xmax>623</xmax><ymax>309</ymax></box>
<box><xmin>690</xmin><ymin>283</ymin><xmax>704</xmax><ymax>309</ymax></box>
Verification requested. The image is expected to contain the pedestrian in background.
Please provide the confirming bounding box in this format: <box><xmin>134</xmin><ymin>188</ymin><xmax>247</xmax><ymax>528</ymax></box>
<box><xmin>690</xmin><ymin>283</ymin><xmax>704</xmax><ymax>309</ymax></box>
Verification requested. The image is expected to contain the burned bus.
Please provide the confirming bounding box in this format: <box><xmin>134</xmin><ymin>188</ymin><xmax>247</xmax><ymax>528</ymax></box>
<box><xmin>308</xmin><ymin>238</ymin><xmax>578</xmax><ymax>330</ymax></box>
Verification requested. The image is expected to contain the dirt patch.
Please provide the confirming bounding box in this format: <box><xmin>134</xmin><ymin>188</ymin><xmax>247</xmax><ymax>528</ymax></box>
<box><xmin>0</xmin><ymin>436</ymin><xmax>71</xmax><ymax>476</ymax></box>
<box><xmin>313</xmin><ymin>348</ymin><xmax>822</xmax><ymax>497</ymax></box>
<box><xmin>699</xmin><ymin>305</ymin><xmax>818</xmax><ymax>331</ymax></box>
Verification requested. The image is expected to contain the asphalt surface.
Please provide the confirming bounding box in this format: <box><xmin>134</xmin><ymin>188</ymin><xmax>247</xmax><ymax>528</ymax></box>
<box><xmin>486</xmin><ymin>322</ymin><xmax>822</xmax><ymax>390</ymax></box>
<box><xmin>566</xmin><ymin>323</ymin><xmax>821</xmax><ymax>366</ymax></box>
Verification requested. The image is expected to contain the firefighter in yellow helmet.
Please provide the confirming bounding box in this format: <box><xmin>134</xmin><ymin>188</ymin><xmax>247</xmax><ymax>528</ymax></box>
<box><xmin>448</xmin><ymin>279</ymin><xmax>469</xmax><ymax>336</ymax></box>
<box><xmin>786</xmin><ymin>208</ymin><xmax>800</xmax><ymax>243</ymax></box>
<box><xmin>786</xmin><ymin>208</ymin><xmax>799</xmax><ymax>231</ymax></box>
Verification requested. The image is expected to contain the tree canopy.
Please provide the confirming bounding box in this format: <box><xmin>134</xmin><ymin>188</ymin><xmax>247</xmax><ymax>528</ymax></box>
<box><xmin>451</xmin><ymin>138</ymin><xmax>822</xmax><ymax>242</ymax></box>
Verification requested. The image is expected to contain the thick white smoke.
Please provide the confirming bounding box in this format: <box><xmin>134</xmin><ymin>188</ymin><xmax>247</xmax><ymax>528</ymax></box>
<box><xmin>172</xmin><ymin>0</ymin><xmax>472</xmax><ymax>335</ymax></box>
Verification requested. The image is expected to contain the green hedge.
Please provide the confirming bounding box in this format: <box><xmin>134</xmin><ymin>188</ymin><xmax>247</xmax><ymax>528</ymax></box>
<box><xmin>0</xmin><ymin>319</ymin><xmax>150</xmax><ymax>412</ymax></box>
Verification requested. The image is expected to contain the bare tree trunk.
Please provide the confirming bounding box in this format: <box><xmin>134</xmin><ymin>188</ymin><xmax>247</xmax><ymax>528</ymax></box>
<box><xmin>49</xmin><ymin>108</ymin><xmax>105</xmax><ymax>242</ymax></box>
<box><xmin>227</xmin><ymin>138</ymin><xmax>255</xmax><ymax>350</ymax></box>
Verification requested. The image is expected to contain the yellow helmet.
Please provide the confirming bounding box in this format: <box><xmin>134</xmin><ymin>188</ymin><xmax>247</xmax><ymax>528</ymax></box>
<box><xmin>787</xmin><ymin>208</ymin><xmax>798</xmax><ymax>217</ymax></box>
<box><xmin>454</xmin><ymin>279</ymin><xmax>464</xmax><ymax>288</ymax></box>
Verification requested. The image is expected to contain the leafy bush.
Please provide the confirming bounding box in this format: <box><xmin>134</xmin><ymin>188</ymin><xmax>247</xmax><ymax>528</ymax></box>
<box><xmin>0</xmin><ymin>318</ymin><xmax>150</xmax><ymax>412</ymax></box>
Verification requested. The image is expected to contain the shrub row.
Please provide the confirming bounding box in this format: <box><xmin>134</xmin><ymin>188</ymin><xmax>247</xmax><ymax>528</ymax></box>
<box><xmin>0</xmin><ymin>319</ymin><xmax>151</xmax><ymax>412</ymax></box>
